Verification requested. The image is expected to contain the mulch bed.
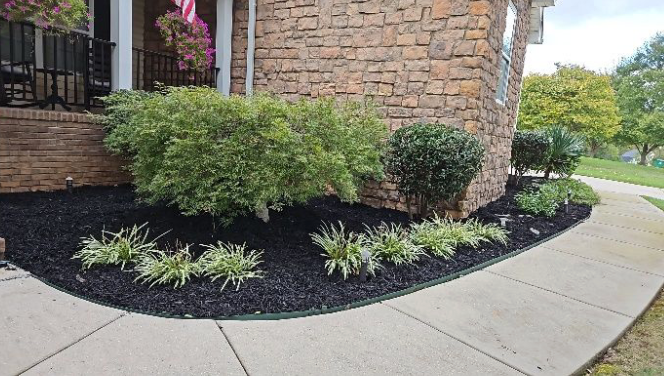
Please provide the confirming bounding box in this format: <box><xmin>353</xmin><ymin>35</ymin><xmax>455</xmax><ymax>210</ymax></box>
<box><xmin>0</xmin><ymin>177</ymin><xmax>591</xmax><ymax>318</ymax></box>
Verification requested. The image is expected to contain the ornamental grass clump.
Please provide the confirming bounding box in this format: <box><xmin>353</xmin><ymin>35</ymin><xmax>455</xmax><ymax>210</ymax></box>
<box><xmin>134</xmin><ymin>245</ymin><xmax>200</xmax><ymax>288</ymax></box>
<box><xmin>310</xmin><ymin>222</ymin><xmax>379</xmax><ymax>280</ymax></box>
<box><xmin>365</xmin><ymin>222</ymin><xmax>426</xmax><ymax>266</ymax></box>
<box><xmin>73</xmin><ymin>223</ymin><xmax>162</xmax><ymax>270</ymax></box>
<box><xmin>410</xmin><ymin>215</ymin><xmax>509</xmax><ymax>258</ymax></box>
<box><xmin>198</xmin><ymin>242</ymin><xmax>264</xmax><ymax>291</ymax></box>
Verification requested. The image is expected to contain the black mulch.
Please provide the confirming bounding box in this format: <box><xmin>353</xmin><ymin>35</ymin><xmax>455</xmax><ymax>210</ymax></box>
<box><xmin>0</xmin><ymin>177</ymin><xmax>591</xmax><ymax>318</ymax></box>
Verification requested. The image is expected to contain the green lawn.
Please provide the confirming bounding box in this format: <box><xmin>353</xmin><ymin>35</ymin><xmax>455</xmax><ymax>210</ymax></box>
<box><xmin>643</xmin><ymin>196</ymin><xmax>664</xmax><ymax>211</ymax></box>
<box><xmin>576</xmin><ymin>157</ymin><xmax>664</xmax><ymax>189</ymax></box>
<box><xmin>590</xmin><ymin>290</ymin><xmax>664</xmax><ymax>375</ymax></box>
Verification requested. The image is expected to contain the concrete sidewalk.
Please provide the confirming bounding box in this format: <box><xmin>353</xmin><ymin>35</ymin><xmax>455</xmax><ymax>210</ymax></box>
<box><xmin>1</xmin><ymin>191</ymin><xmax>663</xmax><ymax>376</ymax></box>
<box><xmin>574</xmin><ymin>175</ymin><xmax>664</xmax><ymax>200</ymax></box>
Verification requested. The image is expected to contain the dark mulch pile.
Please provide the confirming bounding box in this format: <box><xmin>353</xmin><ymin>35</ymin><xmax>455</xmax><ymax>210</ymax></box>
<box><xmin>0</xmin><ymin>177</ymin><xmax>590</xmax><ymax>318</ymax></box>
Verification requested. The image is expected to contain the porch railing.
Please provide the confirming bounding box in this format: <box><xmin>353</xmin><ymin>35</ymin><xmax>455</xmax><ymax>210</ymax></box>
<box><xmin>0</xmin><ymin>19</ymin><xmax>115</xmax><ymax>111</ymax></box>
<box><xmin>1</xmin><ymin>18</ymin><xmax>220</xmax><ymax>112</ymax></box>
<box><xmin>132</xmin><ymin>47</ymin><xmax>219</xmax><ymax>91</ymax></box>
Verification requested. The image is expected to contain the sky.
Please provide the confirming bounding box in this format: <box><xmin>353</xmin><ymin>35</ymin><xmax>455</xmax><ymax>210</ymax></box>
<box><xmin>523</xmin><ymin>0</ymin><xmax>664</xmax><ymax>75</ymax></box>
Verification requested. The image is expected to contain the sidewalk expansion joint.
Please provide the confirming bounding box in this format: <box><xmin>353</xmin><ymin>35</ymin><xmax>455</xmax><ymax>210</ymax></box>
<box><xmin>17</xmin><ymin>312</ymin><xmax>127</xmax><ymax>375</ymax></box>
<box><xmin>594</xmin><ymin>210</ymin><xmax>664</xmax><ymax>223</ymax></box>
<box><xmin>484</xmin><ymin>271</ymin><xmax>634</xmax><ymax>319</ymax></box>
<box><xmin>570</xmin><ymin>230</ymin><xmax>664</xmax><ymax>251</ymax></box>
<box><xmin>588</xmin><ymin>220</ymin><xmax>664</xmax><ymax>236</ymax></box>
<box><xmin>541</xmin><ymin>246</ymin><xmax>664</xmax><ymax>278</ymax></box>
<box><xmin>381</xmin><ymin>302</ymin><xmax>529</xmax><ymax>376</ymax></box>
<box><xmin>216</xmin><ymin>322</ymin><xmax>250</xmax><ymax>376</ymax></box>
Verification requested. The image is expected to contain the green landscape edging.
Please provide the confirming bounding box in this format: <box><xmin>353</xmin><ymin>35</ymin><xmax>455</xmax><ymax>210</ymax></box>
<box><xmin>9</xmin><ymin>212</ymin><xmax>590</xmax><ymax>322</ymax></box>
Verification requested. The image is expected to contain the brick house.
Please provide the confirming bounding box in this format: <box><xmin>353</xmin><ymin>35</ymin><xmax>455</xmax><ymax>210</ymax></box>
<box><xmin>0</xmin><ymin>0</ymin><xmax>555</xmax><ymax>217</ymax></box>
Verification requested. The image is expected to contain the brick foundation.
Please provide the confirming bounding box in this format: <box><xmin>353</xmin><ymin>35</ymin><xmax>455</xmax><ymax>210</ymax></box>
<box><xmin>0</xmin><ymin>108</ymin><xmax>130</xmax><ymax>194</ymax></box>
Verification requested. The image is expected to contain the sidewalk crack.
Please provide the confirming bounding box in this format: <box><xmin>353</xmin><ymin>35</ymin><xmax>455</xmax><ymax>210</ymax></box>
<box><xmin>216</xmin><ymin>322</ymin><xmax>250</xmax><ymax>376</ymax></box>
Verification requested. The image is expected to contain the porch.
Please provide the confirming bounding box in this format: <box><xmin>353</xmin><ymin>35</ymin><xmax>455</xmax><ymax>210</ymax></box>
<box><xmin>0</xmin><ymin>0</ymin><xmax>248</xmax><ymax>112</ymax></box>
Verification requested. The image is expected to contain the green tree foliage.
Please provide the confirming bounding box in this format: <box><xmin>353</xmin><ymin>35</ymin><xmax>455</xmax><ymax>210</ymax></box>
<box><xmin>518</xmin><ymin>64</ymin><xmax>621</xmax><ymax>155</ymax></box>
<box><xmin>385</xmin><ymin>124</ymin><xmax>484</xmax><ymax>219</ymax></box>
<box><xmin>613</xmin><ymin>33</ymin><xmax>664</xmax><ymax>165</ymax></box>
<box><xmin>100</xmin><ymin>87</ymin><xmax>387</xmax><ymax>223</ymax></box>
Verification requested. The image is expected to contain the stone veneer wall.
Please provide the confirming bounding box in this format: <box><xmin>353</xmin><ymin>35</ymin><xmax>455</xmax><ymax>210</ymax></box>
<box><xmin>229</xmin><ymin>0</ymin><xmax>532</xmax><ymax>217</ymax></box>
<box><xmin>0</xmin><ymin>109</ymin><xmax>129</xmax><ymax>193</ymax></box>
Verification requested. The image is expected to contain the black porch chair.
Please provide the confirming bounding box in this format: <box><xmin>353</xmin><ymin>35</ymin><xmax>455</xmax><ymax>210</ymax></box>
<box><xmin>0</xmin><ymin>61</ymin><xmax>37</xmax><ymax>107</ymax></box>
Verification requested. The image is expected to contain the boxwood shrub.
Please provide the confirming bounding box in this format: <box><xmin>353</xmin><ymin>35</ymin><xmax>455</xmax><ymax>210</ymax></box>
<box><xmin>510</xmin><ymin>130</ymin><xmax>549</xmax><ymax>186</ymax></box>
<box><xmin>99</xmin><ymin>87</ymin><xmax>387</xmax><ymax>223</ymax></box>
<box><xmin>385</xmin><ymin>123</ymin><xmax>484</xmax><ymax>218</ymax></box>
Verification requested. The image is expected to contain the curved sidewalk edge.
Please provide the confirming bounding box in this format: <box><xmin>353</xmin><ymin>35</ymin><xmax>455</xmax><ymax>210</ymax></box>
<box><xmin>1</xmin><ymin>191</ymin><xmax>663</xmax><ymax>376</ymax></box>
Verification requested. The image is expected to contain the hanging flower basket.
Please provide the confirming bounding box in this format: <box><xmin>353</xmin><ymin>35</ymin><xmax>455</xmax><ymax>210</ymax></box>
<box><xmin>1</xmin><ymin>0</ymin><xmax>91</xmax><ymax>32</ymax></box>
<box><xmin>155</xmin><ymin>10</ymin><xmax>215</xmax><ymax>73</ymax></box>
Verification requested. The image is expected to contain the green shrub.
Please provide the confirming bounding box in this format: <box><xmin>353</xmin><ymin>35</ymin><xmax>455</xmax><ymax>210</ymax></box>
<box><xmin>515</xmin><ymin>188</ymin><xmax>559</xmax><ymax>217</ymax></box>
<box><xmin>310</xmin><ymin>222</ymin><xmax>379</xmax><ymax>280</ymax></box>
<box><xmin>410</xmin><ymin>215</ymin><xmax>508</xmax><ymax>258</ymax></box>
<box><xmin>97</xmin><ymin>89</ymin><xmax>155</xmax><ymax>156</ymax></box>
<box><xmin>516</xmin><ymin>178</ymin><xmax>600</xmax><ymax>217</ymax></box>
<box><xmin>73</xmin><ymin>223</ymin><xmax>162</xmax><ymax>270</ymax></box>
<box><xmin>100</xmin><ymin>88</ymin><xmax>387</xmax><ymax>223</ymax></box>
<box><xmin>541</xmin><ymin>126</ymin><xmax>584</xmax><ymax>178</ymax></box>
<box><xmin>134</xmin><ymin>245</ymin><xmax>200</xmax><ymax>288</ymax></box>
<box><xmin>510</xmin><ymin>130</ymin><xmax>550</xmax><ymax>185</ymax></box>
<box><xmin>365</xmin><ymin>222</ymin><xmax>426</xmax><ymax>266</ymax></box>
<box><xmin>199</xmin><ymin>242</ymin><xmax>264</xmax><ymax>291</ymax></box>
<box><xmin>544</xmin><ymin>179</ymin><xmax>601</xmax><ymax>206</ymax></box>
<box><xmin>385</xmin><ymin>123</ymin><xmax>485</xmax><ymax>218</ymax></box>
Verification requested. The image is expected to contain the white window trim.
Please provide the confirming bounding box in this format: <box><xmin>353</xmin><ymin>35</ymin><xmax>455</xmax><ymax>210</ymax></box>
<box><xmin>496</xmin><ymin>0</ymin><xmax>517</xmax><ymax>106</ymax></box>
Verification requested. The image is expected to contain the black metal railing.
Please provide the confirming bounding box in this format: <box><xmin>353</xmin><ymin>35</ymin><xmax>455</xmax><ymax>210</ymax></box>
<box><xmin>0</xmin><ymin>19</ymin><xmax>115</xmax><ymax>111</ymax></box>
<box><xmin>133</xmin><ymin>47</ymin><xmax>218</xmax><ymax>91</ymax></box>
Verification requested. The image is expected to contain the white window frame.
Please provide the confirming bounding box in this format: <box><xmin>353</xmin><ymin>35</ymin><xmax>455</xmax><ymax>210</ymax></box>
<box><xmin>496</xmin><ymin>0</ymin><xmax>517</xmax><ymax>105</ymax></box>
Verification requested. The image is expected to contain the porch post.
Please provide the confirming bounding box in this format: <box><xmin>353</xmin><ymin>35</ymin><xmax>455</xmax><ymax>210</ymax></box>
<box><xmin>217</xmin><ymin>0</ymin><xmax>233</xmax><ymax>95</ymax></box>
<box><xmin>111</xmin><ymin>0</ymin><xmax>133</xmax><ymax>90</ymax></box>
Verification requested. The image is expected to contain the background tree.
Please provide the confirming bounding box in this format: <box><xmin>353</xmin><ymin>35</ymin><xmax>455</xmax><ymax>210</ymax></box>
<box><xmin>517</xmin><ymin>64</ymin><xmax>621</xmax><ymax>156</ymax></box>
<box><xmin>613</xmin><ymin>33</ymin><xmax>664</xmax><ymax>165</ymax></box>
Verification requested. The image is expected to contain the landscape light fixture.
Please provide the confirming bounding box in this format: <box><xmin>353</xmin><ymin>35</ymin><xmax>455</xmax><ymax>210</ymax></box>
<box><xmin>359</xmin><ymin>249</ymin><xmax>371</xmax><ymax>282</ymax></box>
<box><xmin>565</xmin><ymin>189</ymin><xmax>572</xmax><ymax>214</ymax></box>
<box><xmin>66</xmin><ymin>177</ymin><xmax>74</xmax><ymax>194</ymax></box>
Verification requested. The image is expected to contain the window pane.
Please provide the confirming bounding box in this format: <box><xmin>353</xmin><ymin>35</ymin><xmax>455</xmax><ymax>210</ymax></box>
<box><xmin>497</xmin><ymin>57</ymin><xmax>510</xmax><ymax>102</ymax></box>
<box><xmin>502</xmin><ymin>2</ymin><xmax>517</xmax><ymax>57</ymax></box>
<box><xmin>497</xmin><ymin>1</ymin><xmax>517</xmax><ymax>103</ymax></box>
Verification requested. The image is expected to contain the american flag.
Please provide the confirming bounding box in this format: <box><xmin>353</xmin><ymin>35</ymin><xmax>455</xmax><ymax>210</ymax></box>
<box><xmin>172</xmin><ymin>0</ymin><xmax>196</xmax><ymax>24</ymax></box>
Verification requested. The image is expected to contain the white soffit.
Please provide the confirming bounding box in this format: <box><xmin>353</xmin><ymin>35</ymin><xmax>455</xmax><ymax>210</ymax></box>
<box><xmin>529</xmin><ymin>0</ymin><xmax>556</xmax><ymax>44</ymax></box>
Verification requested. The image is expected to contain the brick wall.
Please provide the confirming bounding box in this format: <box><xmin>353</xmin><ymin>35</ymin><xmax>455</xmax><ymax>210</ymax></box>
<box><xmin>230</xmin><ymin>0</ymin><xmax>533</xmax><ymax>217</ymax></box>
<box><xmin>0</xmin><ymin>108</ymin><xmax>129</xmax><ymax>194</ymax></box>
